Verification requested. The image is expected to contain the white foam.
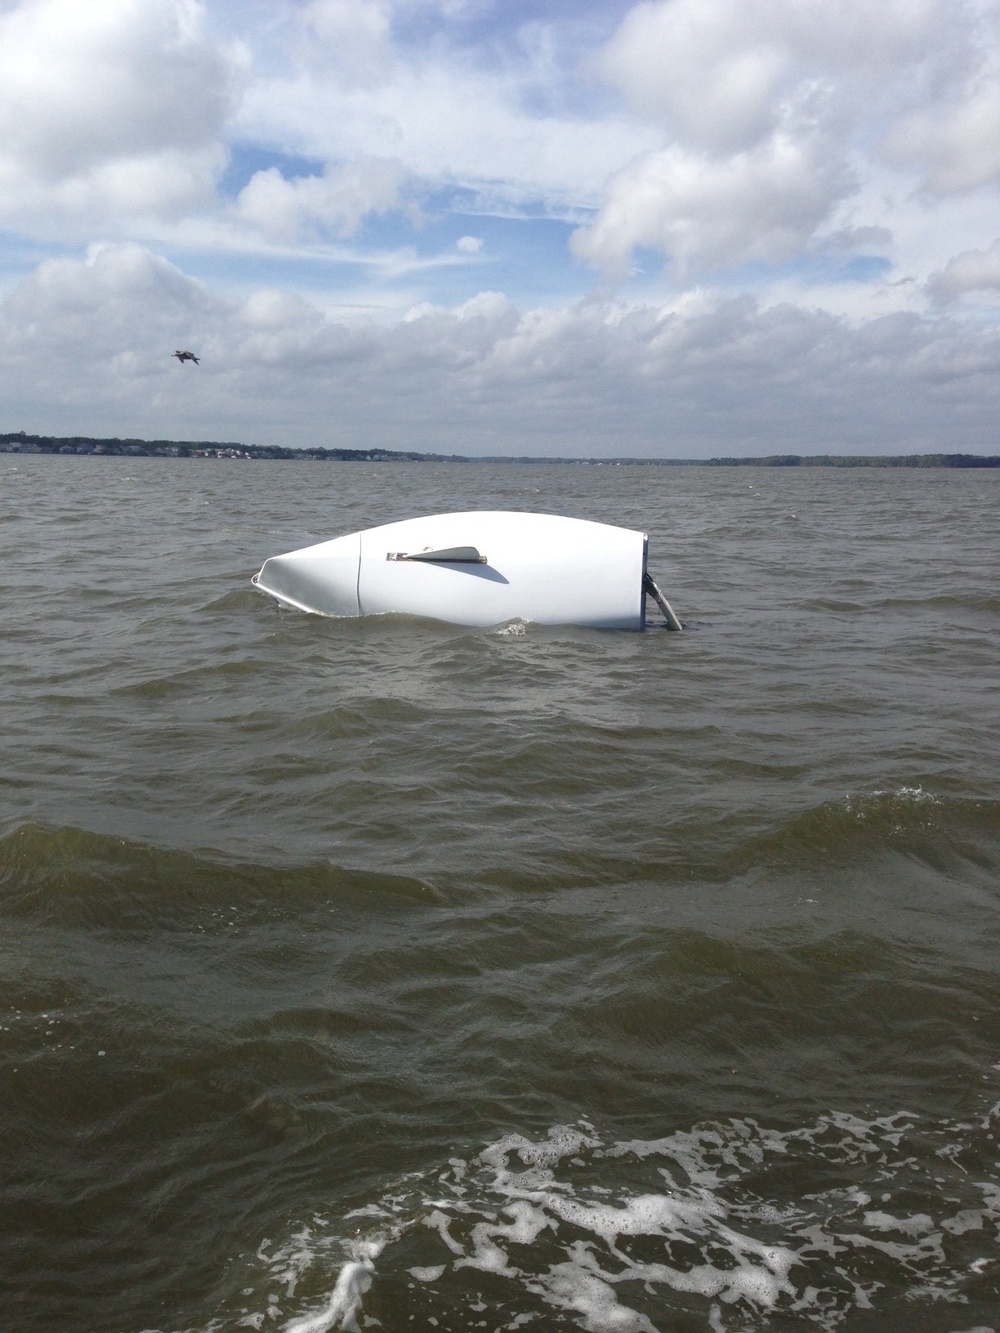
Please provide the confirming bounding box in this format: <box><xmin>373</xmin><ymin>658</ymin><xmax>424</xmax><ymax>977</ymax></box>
<box><xmin>942</xmin><ymin>1209</ymin><xmax>985</xmax><ymax>1234</ymax></box>
<box><xmin>227</xmin><ymin>1100</ymin><xmax>1000</xmax><ymax>1331</ymax></box>
<box><xmin>424</xmin><ymin>1209</ymin><xmax>466</xmax><ymax>1256</ymax></box>
<box><xmin>407</xmin><ymin>1265</ymin><xmax>446</xmax><ymax>1282</ymax></box>
<box><xmin>862</xmin><ymin>1210</ymin><xmax>934</xmax><ymax>1237</ymax></box>
<box><xmin>282</xmin><ymin>1261</ymin><xmax>372</xmax><ymax>1333</ymax></box>
<box><xmin>531</xmin><ymin>1258</ymin><xmax>658</xmax><ymax>1333</ymax></box>
<box><xmin>419</xmin><ymin>1128</ymin><xmax>803</xmax><ymax>1327</ymax></box>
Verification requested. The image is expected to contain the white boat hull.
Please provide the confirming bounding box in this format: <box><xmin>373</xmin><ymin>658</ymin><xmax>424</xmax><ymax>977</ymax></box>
<box><xmin>252</xmin><ymin>511</ymin><xmax>676</xmax><ymax>630</ymax></box>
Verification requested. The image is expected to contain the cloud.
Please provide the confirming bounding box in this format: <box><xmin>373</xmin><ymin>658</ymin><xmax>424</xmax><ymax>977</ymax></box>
<box><xmin>886</xmin><ymin>55</ymin><xmax>1000</xmax><ymax>193</ymax></box>
<box><xmin>231</xmin><ymin>11</ymin><xmax>659</xmax><ymax>209</ymax></box>
<box><xmin>0</xmin><ymin>0</ymin><xmax>243</xmax><ymax>226</ymax></box>
<box><xmin>2</xmin><ymin>242</ymin><xmax>215</xmax><ymax>356</ymax></box>
<box><xmin>575</xmin><ymin>0</ymin><xmax>995</xmax><ymax>278</ymax></box>
<box><xmin>0</xmin><ymin>0</ymin><xmax>998</xmax><ymax>459</ymax></box>
<box><xmin>3</xmin><ymin>242</ymin><xmax>998</xmax><ymax>456</ymax></box>
<box><xmin>215</xmin><ymin>0</ymin><xmax>1000</xmax><ymax>306</ymax></box>
<box><xmin>572</xmin><ymin>131</ymin><xmax>853</xmax><ymax>278</ymax></box>
<box><xmin>927</xmin><ymin>239</ymin><xmax>1000</xmax><ymax>304</ymax></box>
<box><xmin>235</xmin><ymin>157</ymin><xmax>410</xmax><ymax>241</ymax></box>
<box><xmin>297</xmin><ymin>0</ymin><xmax>393</xmax><ymax>88</ymax></box>
<box><xmin>818</xmin><ymin>226</ymin><xmax>894</xmax><ymax>255</ymax></box>
<box><xmin>593</xmin><ymin>0</ymin><xmax>947</xmax><ymax>154</ymax></box>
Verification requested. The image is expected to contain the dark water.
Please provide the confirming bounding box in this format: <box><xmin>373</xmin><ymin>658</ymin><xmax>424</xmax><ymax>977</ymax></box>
<box><xmin>2</xmin><ymin>457</ymin><xmax>999</xmax><ymax>1333</ymax></box>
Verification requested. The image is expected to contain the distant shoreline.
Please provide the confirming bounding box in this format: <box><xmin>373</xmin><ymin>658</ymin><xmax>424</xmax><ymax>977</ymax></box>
<box><xmin>2</xmin><ymin>432</ymin><xmax>998</xmax><ymax>467</ymax></box>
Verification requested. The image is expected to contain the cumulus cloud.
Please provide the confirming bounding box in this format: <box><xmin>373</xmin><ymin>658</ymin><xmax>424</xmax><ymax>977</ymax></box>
<box><xmin>298</xmin><ymin>0</ymin><xmax>393</xmax><ymax>87</ymax></box>
<box><xmin>0</xmin><ymin>0</ymin><xmax>243</xmax><ymax>226</ymax></box>
<box><xmin>927</xmin><ymin>239</ymin><xmax>1000</xmax><ymax>304</ymax></box>
<box><xmin>0</xmin><ymin>0</ymin><xmax>998</xmax><ymax>456</ymax></box>
<box><xmin>235</xmin><ymin>157</ymin><xmax>410</xmax><ymax>241</ymax></box>
<box><xmin>818</xmin><ymin>225</ymin><xmax>895</xmax><ymax>254</ymax></box>
<box><xmin>217</xmin><ymin>0</ymin><xmax>1000</xmax><ymax>303</ymax></box>
<box><xmin>2</xmin><ymin>242</ymin><xmax>215</xmax><ymax>357</ymax></box>
<box><xmin>3</xmin><ymin>242</ymin><xmax>998</xmax><ymax>455</ymax></box>
<box><xmin>595</xmin><ymin>0</ymin><xmax>947</xmax><ymax>153</ymax></box>
<box><xmin>572</xmin><ymin>131</ymin><xmax>853</xmax><ymax>278</ymax></box>
<box><xmin>887</xmin><ymin>55</ymin><xmax>1000</xmax><ymax>193</ymax></box>
<box><xmin>575</xmin><ymin>0</ymin><xmax>991</xmax><ymax>278</ymax></box>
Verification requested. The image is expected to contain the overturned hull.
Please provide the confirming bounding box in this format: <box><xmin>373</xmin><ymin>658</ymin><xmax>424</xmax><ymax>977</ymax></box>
<box><xmin>252</xmin><ymin>511</ymin><xmax>681</xmax><ymax>630</ymax></box>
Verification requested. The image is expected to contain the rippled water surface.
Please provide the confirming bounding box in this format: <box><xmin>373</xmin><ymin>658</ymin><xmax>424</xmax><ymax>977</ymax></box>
<box><xmin>2</xmin><ymin>457</ymin><xmax>999</xmax><ymax>1332</ymax></box>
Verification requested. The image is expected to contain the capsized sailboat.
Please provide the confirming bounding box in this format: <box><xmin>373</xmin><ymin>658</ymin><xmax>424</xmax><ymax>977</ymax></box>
<box><xmin>252</xmin><ymin>511</ymin><xmax>682</xmax><ymax>630</ymax></box>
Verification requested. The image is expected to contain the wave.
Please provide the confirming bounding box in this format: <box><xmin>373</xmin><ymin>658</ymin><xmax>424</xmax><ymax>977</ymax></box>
<box><xmin>0</xmin><ymin>821</ymin><xmax>441</xmax><ymax>930</ymax></box>
<box><xmin>3</xmin><ymin>787</ymin><xmax>999</xmax><ymax>921</ymax></box>
<box><xmin>190</xmin><ymin>1102</ymin><xmax>1000</xmax><ymax>1331</ymax></box>
<box><xmin>735</xmin><ymin>786</ymin><xmax>1000</xmax><ymax>871</ymax></box>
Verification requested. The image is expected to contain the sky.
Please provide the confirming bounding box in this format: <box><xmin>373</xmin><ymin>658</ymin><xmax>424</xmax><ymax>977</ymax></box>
<box><xmin>1</xmin><ymin>0</ymin><xmax>999</xmax><ymax>458</ymax></box>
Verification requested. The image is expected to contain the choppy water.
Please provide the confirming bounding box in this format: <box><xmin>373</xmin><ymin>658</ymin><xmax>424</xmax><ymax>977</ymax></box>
<box><xmin>2</xmin><ymin>457</ymin><xmax>999</xmax><ymax>1333</ymax></box>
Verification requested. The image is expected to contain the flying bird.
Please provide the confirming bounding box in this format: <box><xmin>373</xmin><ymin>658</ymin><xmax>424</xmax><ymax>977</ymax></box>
<box><xmin>173</xmin><ymin>350</ymin><xmax>200</xmax><ymax>364</ymax></box>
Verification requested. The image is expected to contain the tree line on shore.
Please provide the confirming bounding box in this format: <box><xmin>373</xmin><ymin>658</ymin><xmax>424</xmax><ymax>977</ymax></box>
<box><xmin>1</xmin><ymin>432</ymin><xmax>997</xmax><ymax>467</ymax></box>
